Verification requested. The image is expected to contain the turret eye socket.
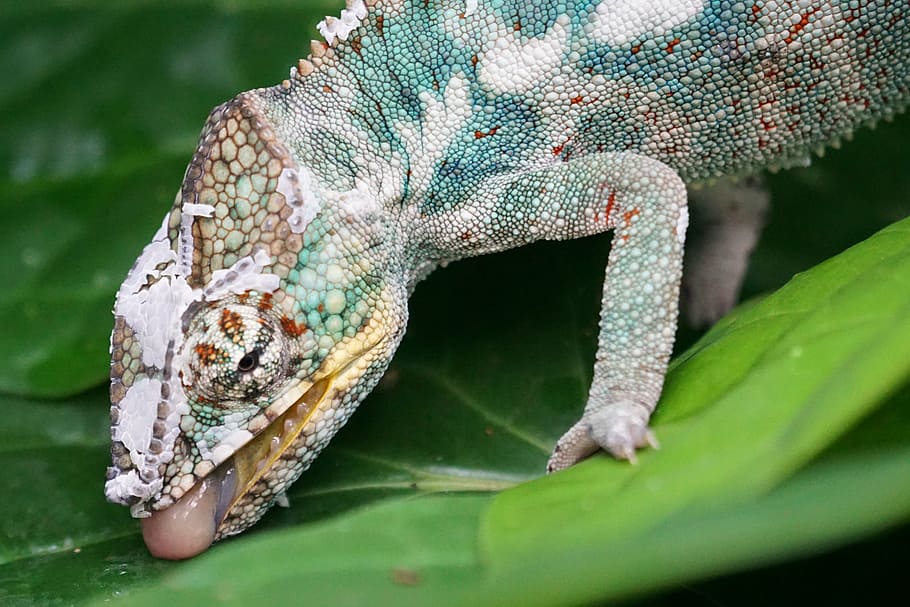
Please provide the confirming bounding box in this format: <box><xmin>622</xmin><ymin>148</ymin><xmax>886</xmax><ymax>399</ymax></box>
<box><xmin>237</xmin><ymin>350</ymin><xmax>260</xmax><ymax>373</ymax></box>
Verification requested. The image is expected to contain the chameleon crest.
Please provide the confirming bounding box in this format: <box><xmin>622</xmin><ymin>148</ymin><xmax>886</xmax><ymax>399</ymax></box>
<box><xmin>106</xmin><ymin>0</ymin><xmax>909</xmax><ymax>558</ymax></box>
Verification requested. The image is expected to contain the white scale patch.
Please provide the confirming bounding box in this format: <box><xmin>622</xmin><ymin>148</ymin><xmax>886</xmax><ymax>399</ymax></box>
<box><xmin>106</xmin><ymin>470</ymin><xmax>162</xmax><ymax>511</ymax></box>
<box><xmin>277</xmin><ymin>167</ymin><xmax>321</xmax><ymax>234</ymax></box>
<box><xmin>465</xmin><ymin>0</ymin><xmax>479</xmax><ymax>17</ymax></box>
<box><xmin>676</xmin><ymin>206</ymin><xmax>689</xmax><ymax>244</ymax></box>
<box><xmin>586</xmin><ymin>0</ymin><xmax>705</xmax><ymax>46</ymax></box>
<box><xmin>397</xmin><ymin>75</ymin><xmax>472</xmax><ymax>198</ymax></box>
<box><xmin>178</xmin><ymin>203</ymin><xmax>216</xmax><ymax>275</ymax></box>
<box><xmin>113</xmin><ymin>377</ymin><xmax>161</xmax><ymax>469</ymax></box>
<box><xmin>478</xmin><ymin>15</ymin><xmax>571</xmax><ymax>95</ymax></box>
<box><xmin>317</xmin><ymin>0</ymin><xmax>368</xmax><ymax>45</ymax></box>
<box><xmin>115</xmin><ymin>216</ymin><xmax>201</xmax><ymax>369</ymax></box>
<box><xmin>344</xmin><ymin>74</ymin><xmax>473</xmax><ymax>224</ymax></box>
<box><xmin>183</xmin><ymin>203</ymin><xmax>215</xmax><ymax>217</ymax></box>
<box><xmin>203</xmin><ymin>249</ymin><xmax>280</xmax><ymax>300</ymax></box>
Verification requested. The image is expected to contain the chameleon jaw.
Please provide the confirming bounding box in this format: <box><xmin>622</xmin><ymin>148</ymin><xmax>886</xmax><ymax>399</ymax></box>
<box><xmin>140</xmin><ymin>375</ymin><xmax>333</xmax><ymax>560</ymax></box>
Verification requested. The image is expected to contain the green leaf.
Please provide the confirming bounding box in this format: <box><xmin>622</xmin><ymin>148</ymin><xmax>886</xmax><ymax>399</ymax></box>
<box><xmin>2</xmin><ymin>2</ymin><xmax>910</xmax><ymax>606</ymax></box>
<box><xmin>480</xmin><ymin>217</ymin><xmax>910</xmax><ymax>562</ymax></box>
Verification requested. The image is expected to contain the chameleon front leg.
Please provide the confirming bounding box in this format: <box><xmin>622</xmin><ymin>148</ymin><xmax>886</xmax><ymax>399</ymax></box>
<box><xmin>426</xmin><ymin>152</ymin><xmax>688</xmax><ymax>470</ymax></box>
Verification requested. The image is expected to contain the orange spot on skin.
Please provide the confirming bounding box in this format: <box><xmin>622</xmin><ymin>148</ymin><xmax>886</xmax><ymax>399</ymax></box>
<box><xmin>257</xmin><ymin>292</ymin><xmax>273</xmax><ymax>312</ymax></box>
<box><xmin>570</xmin><ymin>95</ymin><xmax>584</xmax><ymax>105</ymax></box>
<box><xmin>552</xmin><ymin>143</ymin><xmax>565</xmax><ymax>155</ymax></box>
<box><xmin>219</xmin><ymin>309</ymin><xmax>244</xmax><ymax>342</ymax></box>
<box><xmin>195</xmin><ymin>343</ymin><xmax>226</xmax><ymax>366</ymax></box>
<box><xmin>665</xmin><ymin>37</ymin><xmax>681</xmax><ymax>53</ymax></box>
<box><xmin>631</xmin><ymin>44</ymin><xmax>641</xmax><ymax>54</ymax></box>
<box><xmin>317</xmin><ymin>303</ymin><xmax>325</xmax><ymax>313</ymax></box>
<box><xmin>376</xmin><ymin>14</ymin><xmax>385</xmax><ymax>36</ymax></box>
<box><xmin>280</xmin><ymin>316</ymin><xmax>307</xmax><ymax>337</ymax></box>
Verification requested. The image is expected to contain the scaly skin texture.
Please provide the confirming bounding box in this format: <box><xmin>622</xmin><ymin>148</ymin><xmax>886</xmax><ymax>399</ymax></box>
<box><xmin>105</xmin><ymin>0</ymin><xmax>909</xmax><ymax>555</ymax></box>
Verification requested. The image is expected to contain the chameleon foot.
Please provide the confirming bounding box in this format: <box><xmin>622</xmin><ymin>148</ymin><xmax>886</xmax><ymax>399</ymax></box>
<box><xmin>547</xmin><ymin>400</ymin><xmax>659</xmax><ymax>472</ymax></box>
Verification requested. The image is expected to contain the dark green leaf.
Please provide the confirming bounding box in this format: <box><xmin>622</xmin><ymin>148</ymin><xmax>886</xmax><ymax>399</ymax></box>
<box><xmin>481</xmin><ymin>217</ymin><xmax>910</xmax><ymax>568</ymax></box>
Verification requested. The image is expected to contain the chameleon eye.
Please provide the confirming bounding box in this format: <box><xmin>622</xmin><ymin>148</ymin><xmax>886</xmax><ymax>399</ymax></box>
<box><xmin>181</xmin><ymin>296</ymin><xmax>300</xmax><ymax>404</ymax></box>
<box><xmin>237</xmin><ymin>350</ymin><xmax>259</xmax><ymax>373</ymax></box>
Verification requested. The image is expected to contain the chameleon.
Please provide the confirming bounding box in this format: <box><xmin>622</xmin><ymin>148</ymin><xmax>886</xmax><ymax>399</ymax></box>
<box><xmin>104</xmin><ymin>0</ymin><xmax>909</xmax><ymax>559</ymax></box>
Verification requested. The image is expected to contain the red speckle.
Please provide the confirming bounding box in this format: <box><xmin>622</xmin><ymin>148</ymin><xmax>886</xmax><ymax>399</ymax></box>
<box><xmin>552</xmin><ymin>143</ymin><xmax>565</xmax><ymax>155</ymax></box>
<box><xmin>605</xmin><ymin>191</ymin><xmax>616</xmax><ymax>222</ymax></box>
<box><xmin>474</xmin><ymin>126</ymin><xmax>500</xmax><ymax>139</ymax></box>
<box><xmin>785</xmin><ymin>9</ymin><xmax>817</xmax><ymax>44</ymax></box>
<box><xmin>622</xmin><ymin>207</ymin><xmax>640</xmax><ymax>227</ymax></box>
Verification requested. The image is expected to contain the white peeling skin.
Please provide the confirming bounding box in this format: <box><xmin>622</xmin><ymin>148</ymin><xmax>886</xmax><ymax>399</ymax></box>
<box><xmin>141</xmin><ymin>475</ymin><xmax>219</xmax><ymax>560</ymax></box>
<box><xmin>202</xmin><ymin>250</ymin><xmax>280</xmax><ymax>300</ymax></box>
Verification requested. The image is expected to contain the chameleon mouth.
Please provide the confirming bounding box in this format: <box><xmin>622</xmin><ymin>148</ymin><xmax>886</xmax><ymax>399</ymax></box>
<box><xmin>140</xmin><ymin>377</ymin><xmax>332</xmax><ymax>560</ymax></box>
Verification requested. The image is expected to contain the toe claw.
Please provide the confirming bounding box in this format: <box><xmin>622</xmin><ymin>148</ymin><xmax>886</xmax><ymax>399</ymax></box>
<box><xmin>645</xmin><ymin>430</ymin><xmax>660</xmax><ymax>450</ymax></box>
<box><xmin>617</xmin><ymin>443</ymin><xmax>638</xmax><ymax>464</ymax></box>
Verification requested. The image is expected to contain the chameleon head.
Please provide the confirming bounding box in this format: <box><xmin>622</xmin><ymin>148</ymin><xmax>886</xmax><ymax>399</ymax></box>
<box><xmin>104</xmin><ymin>93</ymin><xmax>405</xmax><ymax>559</ymax></box>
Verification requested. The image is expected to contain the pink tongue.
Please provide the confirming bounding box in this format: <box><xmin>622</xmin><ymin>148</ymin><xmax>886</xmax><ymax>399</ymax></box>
<box><xmin>141</xmin><ymin>475</ymin><xmax>220</xmax><ymax>560</ymax></box>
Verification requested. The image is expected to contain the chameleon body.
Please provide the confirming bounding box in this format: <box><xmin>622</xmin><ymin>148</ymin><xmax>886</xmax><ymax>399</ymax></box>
<box><xmin>104</xmin><ymin>0</ymin><xmax>909</xmax><ymax>558</ymax></box>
